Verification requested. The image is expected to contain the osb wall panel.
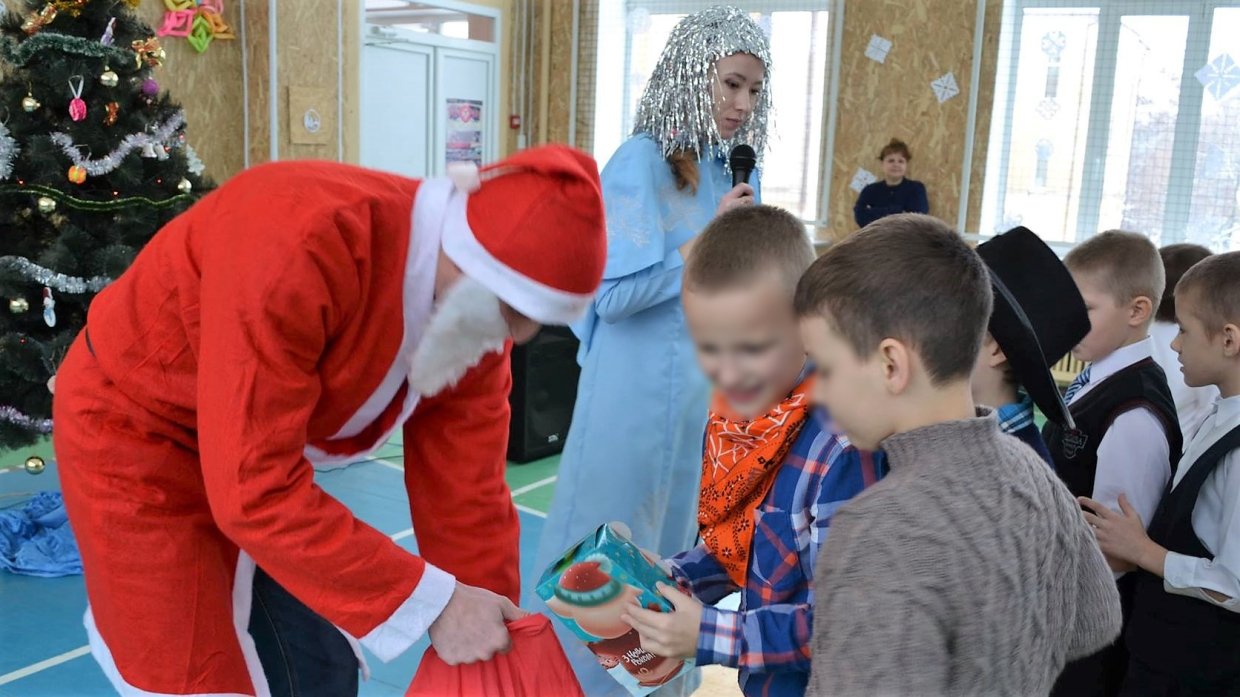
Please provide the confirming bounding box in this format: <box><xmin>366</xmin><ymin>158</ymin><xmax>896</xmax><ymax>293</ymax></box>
<box><xmin>342</xmin><ymin>0</ymin><xmax>361</xmax><ymax>163</ymax></box>
<box><xmin>965</xmin><ymin>0</ymin><xmax>1003</xmax><ymax>234</ymax></box>
<box><xmin>544</xmin><ymin>1</ymin><xmax>574</xmax><ymax>145</ymax></box>
<box><xmin>827</xmin><ymin>0</ymin><xmax>983</xmax><ymax>240</ymax></box>
<box><xmin>278</xmin><ymin>0</ymin><xmax>340</xmax><ymax>161</ymax></box>
<box><xmin>520</xmin><ymin>0</ymin><xmax>596</xmax><ymax>151</ymax></box>
<box><xmin>135</xmin><ymin>0</ymin><xmax>246</xmax><ymax>182</ymax></box>
<box><xmin>243</xmin><ymin>0</ymin><xmax>271</xmax><ymax>168</ymax></box>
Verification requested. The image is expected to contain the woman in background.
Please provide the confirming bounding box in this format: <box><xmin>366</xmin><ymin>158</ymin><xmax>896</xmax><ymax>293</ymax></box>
<box><xmin>1152</xmin><ymin>243</ymin><xmax>1219</xmax><ymax>436</ymax></box>
<box><xmin>853</xmin><ymin>138</ymin><xmax>929</xmax><ymax>227</ymax></box>
<box><xmin>530</xmin><ymin>7</ymin><xmax>771</xmax><ymax>696</ymax></box>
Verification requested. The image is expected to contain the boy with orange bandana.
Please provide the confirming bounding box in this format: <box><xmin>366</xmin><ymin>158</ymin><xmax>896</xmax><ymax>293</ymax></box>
<box><xmin>621</xmin><ymin>206</ymin><xmax>886</xmax><ymax>697</ymax></box>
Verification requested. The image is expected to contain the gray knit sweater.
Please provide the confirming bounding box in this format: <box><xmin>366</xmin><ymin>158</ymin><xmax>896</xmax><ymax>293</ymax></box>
<box><xmin>807</xmin><ymin>410</ymin><xmax>1122</xmax><ymax>697</ymax></box>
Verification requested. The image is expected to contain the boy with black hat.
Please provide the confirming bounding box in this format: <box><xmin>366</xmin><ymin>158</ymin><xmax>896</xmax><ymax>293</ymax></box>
<box><xmin>972</xmin><ymin>226</ymin><xmax>1092</xmax><ymax>465</ymax></box>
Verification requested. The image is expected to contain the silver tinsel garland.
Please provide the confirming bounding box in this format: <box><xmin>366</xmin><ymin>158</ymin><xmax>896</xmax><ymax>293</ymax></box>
<box><xmin>0</xmin><ymin>406</ymin><xmax>53</xmax><ymax>434</ymax></box>
<box><xmin>0</xmin><ymin>121</ymin><xmax>17</xmax><ymax>181</ymax></box>
<box><xmin>50</xmin><ymin>111</ymin><xmax>187</xmax><ymax>176</ymax></box>
<box><xmin>631</xmin><ymin>6</ymin><xmax>772</xmax><ymax>166</ymax></box>
<box><xmin>0</xmin><ymin>256</ymin><xmax>111</xmax><ymax>294</ymax></box>
<box><xmin>184</xmin><ymin>144</ymin><xmax>205</xmax><ymax>176</ymax></box>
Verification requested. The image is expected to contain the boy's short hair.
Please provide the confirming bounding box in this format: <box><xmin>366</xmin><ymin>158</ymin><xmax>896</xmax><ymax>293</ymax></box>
<box><xmin>1157</xmin><ymin>243</ymin><xmax>1213</xmax><ymax>323</ymax></box>
<box><xmin>1064</xmin><ymin>231</ymin><xmax>1165</xmax><ymax>318</ymax></box>
<box><xmin>684</xmin><ymin>205</ymin><xmax>814</xmax><ymax>295</ymax></box>
<box><xmin>880</xmin><ymin>138</ymin><xmax>911</xmax><ymax>161</ymax></box>
<box><xmin>794</xmin><ymin>213</ymin><xmax>992</xmax><ymax>385</ymax></box>
<box><xmin>1175</xmin><ymin>251</ymin><xmax>1240</xmax><ymax>334</ymax></box>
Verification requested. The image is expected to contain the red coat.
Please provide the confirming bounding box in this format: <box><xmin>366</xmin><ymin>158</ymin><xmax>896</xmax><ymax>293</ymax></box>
<box><xmin>54</xmin><ymin>161</ymin><xmax>519</xmax><ymax>696</ymax></box>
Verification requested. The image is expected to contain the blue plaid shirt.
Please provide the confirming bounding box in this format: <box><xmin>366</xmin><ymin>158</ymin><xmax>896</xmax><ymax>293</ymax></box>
<box><xmin>666</xmin><ymin>408</ymin><xmax>887</xmax><ymax>697</ymax></box>
<box><xmin>997</xmin><ymin>392</ymin><xmax>1054</xmax><ymax>466</ymax></box>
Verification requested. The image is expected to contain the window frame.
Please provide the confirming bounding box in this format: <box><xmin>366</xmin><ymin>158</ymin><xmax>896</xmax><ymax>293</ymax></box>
<box><xmin>983</xmin><ymin>0</ymin><xmax>1240</xmax><ymax>246</ymax></box>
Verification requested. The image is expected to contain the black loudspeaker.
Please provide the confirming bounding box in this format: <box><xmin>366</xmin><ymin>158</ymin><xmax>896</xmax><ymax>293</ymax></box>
<box><xmin>507</xmin><ymin>326</ymin><xmax>581</xmax><ymax>463</ymax></box>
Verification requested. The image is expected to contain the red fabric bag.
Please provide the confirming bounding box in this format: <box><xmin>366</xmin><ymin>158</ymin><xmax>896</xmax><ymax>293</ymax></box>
<box><xmin>407</xmin><ymin>614</ymin><xmax>585</xmax><ymax>697</ymax></box>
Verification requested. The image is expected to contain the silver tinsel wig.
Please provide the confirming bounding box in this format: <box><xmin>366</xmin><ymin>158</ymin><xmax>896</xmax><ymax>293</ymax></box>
<box><xmin>632</xmin><ymin>6</ymin><xmax>772</xmax><ymax>165</ymax></box>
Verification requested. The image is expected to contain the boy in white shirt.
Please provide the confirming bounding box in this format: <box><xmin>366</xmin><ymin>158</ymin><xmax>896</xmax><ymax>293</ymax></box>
<box><xmin>1083</xmin><ymin>251</ymin><xmax>1240</xmax><ymax>695</ymax></box>
<box><xmin>1043</xmin><ymin>231</ymin><xmax>1183</xmax><ymax>697</ymax></box>
<box><xmin>1151</xmin><ymin>243</ymin><xmax>1219</xmax><ymax>437</ymax></box>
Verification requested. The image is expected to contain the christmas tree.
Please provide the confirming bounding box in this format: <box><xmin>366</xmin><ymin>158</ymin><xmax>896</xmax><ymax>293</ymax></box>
<box><xmin>0</xmin><ymin>0</ymin><xmax>211</xmax><ymax>451</ymax></box>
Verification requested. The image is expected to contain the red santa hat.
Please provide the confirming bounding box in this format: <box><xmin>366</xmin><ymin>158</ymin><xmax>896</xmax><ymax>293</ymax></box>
<box><xmin>439</xmin><ymin>145</ymin><xmax>607</xmax><ymax>325</ymax></box>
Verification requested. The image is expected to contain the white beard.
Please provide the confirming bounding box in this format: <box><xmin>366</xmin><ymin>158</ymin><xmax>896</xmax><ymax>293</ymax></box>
<box><xmin>408</xmin><ymin>276</ymin><xmax>509</xmax><ymax>397</ymax></box>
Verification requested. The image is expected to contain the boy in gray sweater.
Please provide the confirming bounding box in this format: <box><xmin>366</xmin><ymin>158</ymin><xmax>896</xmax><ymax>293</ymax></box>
<box><xmin>795</xmin><ymin>214</ymin><xmax>1122</xmax><ymax>696</ymax></box>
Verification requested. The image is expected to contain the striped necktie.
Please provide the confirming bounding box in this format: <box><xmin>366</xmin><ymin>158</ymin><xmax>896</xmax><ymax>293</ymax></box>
<box><xmin>1064</xmin><ymin>365</ymin><xmax>1092</xmax><ymax>404</ymax></box>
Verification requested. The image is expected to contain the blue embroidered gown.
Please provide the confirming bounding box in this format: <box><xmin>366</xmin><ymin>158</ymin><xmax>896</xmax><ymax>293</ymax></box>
<box><xmin>528</xmin><ymin>134</ymin><xmax>759</xmax><ymax>697</ymax></box>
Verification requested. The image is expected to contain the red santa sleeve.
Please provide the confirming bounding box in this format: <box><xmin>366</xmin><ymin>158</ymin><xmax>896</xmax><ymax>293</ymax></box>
<box><xmin>196</xmin><ymin>219</ymin><xmax>451</xmax><ymax>664</ymax></box>
<box><xmin>402</xmin><ymin>342</ymin><xmax>522</xmax><ymax>603</ymax></box>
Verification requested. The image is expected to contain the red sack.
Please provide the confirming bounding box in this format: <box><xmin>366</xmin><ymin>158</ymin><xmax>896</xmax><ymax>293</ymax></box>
<box><xmin>407</xmin><ymin>614</ymin><xmax>585</xmax><ymax>697</ymax></box>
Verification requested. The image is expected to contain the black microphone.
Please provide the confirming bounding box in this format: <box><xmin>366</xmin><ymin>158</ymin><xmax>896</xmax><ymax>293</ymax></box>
<box><xmin>730</xmin><ymin>144</ymin><xmax>756</xmax><ymax>188</ymax></box>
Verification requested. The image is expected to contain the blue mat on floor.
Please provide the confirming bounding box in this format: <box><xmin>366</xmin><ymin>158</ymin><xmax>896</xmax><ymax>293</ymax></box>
<box><xmin>0</xmin><ymin>491</ymin><xmax>82</xmax><ymax>578</ymax></box>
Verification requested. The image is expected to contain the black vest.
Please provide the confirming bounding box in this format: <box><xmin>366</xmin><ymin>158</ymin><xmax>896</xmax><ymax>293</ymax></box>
<box><xmin>1125</xmin><ymin>423</ymin><xmax>1240</xmax><ymax>682</ymax></box>
<box><xmin>1043</xmin><ymin>358</ymin><xmax>1183</xmax><ymax>498</ymax></box>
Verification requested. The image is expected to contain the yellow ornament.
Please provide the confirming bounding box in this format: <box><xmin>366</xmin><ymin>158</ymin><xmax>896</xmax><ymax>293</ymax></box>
<box><xmin>100</xmin><ymin>67</ymin><xmax>119</xmax><ymax>87</ymax></box>
<box><xmin>37</xmin><ymin>196</ymin><xmax>56</xmax><ymax>213</ymax></box>
<box><xmin>132</xmin><ymin>38</ymin><xmax>167</xmax><ymax>69</ymax></box>
<box><xmin>177</xmin><ymin>178</ymin><xmax>192</xmax><ymax>193</ymax></box>
<box><xmin>25</xmin><ymin>456</ymin><xmax>46</xmax><ymax>475</ymax></box>
<box><xmin>21</xmin><ymin>4</ymin><xmax>58</xmax><ymax>35</ymax></box>
<box><xmin>9</xmin><ymin>297</ymin><xmax>30</xmax><ymax>313</ymax></box>
<box><xmin>68</xmin><ymin>165</ymin><xmax>87</xmax><ymax>184</ymax></box>
<box><xmin>22</xmin><ymin>93</ymin><xmax>40</xmax><ymax>112</ymax></box>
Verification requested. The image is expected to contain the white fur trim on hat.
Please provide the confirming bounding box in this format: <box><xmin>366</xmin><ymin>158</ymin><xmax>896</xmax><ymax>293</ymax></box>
<box><xmin>436</xmin><ymin>188</ymin><xmax>594</xmax><ymax>326</ymax></box>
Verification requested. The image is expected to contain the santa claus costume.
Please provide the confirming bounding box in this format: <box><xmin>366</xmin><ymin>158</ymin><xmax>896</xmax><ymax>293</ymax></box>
<box><xmin>52</xmin><ymin>145</ymin><xmax>606</xmax><ymax>696</ymax></box>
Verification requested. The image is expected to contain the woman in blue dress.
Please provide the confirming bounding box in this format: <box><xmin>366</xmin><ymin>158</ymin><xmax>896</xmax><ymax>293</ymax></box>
<box><xmin>530</xmin><ymin>7</ymin><xmax>773</xmax><ymax>696</ymax></box>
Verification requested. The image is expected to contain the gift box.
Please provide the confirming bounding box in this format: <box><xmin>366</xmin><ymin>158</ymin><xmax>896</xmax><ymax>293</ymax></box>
<box><xmin>536</xmin><ymin>522</ymin><xmax>693</xmax><ymax>696</ymax></box>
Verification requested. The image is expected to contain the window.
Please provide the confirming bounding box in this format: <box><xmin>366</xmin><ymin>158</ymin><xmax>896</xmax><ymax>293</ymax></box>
<box><xmin>592</xmin><ymin>0</ymin><xmax>833</xmax><ymax>224</ymax></box>
<box><xmin>981</xmin><ymin>1</ymin><xmax>1240</xmax><ymax>251</ymax></box>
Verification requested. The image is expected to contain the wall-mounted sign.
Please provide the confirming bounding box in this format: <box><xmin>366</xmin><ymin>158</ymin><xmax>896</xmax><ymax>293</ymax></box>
<box><xmin>446</xmin><ymin>98</ymin><xmax>484</xmax><ymax>166</ymax></box>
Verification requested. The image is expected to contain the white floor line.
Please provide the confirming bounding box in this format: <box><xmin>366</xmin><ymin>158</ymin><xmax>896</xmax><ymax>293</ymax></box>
<box><xmin>373</xmin><ymin>458</ymin><xmax>405</xmax><ymax>473</ymax></box>
<box><xmin>509</xmin><ymin>475</ymin><xmax>557</xmax><ymax>498</ymax></box>
<box><xmin>0</xmin><ymin>645</ymin><xmax>91</xmax><ymax>686</ymax></box>
<box><xmin>515</xmin><ymin>503</ymin><xmax>548</xmax><ymax>519</ymax></box>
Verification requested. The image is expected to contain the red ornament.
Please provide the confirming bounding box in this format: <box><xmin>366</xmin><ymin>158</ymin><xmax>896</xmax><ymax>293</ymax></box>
<box><xmin>68</xmin><ymin>164</ymin><xmax>86</xmax><ymax>184</ymax></box>
<box><xmin>68</xmin><ymin>76</ymin><xmax>86</xmax><ymax>121</ymax></box>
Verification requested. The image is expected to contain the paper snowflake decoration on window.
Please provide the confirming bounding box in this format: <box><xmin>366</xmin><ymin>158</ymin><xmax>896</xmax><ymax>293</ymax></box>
<box><xmin>1041</xmin><ymin>31</ymin><xmax>1067</xmax><ymax>59</ymax></box>
<box><xmin>1196</xmin><ymin>53</ymin><xmax>1240</xmax><ymax>102</ymax></box>
<box><xmin>865</xmin><ymin>35</ymin><xmax>892</xmax><ymax>64</ymax></box>
<box><xmin>849</xmin><ymin>168</ymin><xmax>877</xmax><ymax>193</ymax></box>
<box><xmin>1036</xmin><ymin>98</ymin><xmax>1060</xmax><ymax>119</ymax></box>
<box><xmin>931</xmin><ymin>72</ymin><xmax>960</xmax><ymax>103</ymax></box>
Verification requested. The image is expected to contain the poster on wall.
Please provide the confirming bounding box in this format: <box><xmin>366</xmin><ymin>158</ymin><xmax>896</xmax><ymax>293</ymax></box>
<box><xmin>446</xmin><ymin>98</ymin><xmax>484</xmax><ymax>166</ymax></box>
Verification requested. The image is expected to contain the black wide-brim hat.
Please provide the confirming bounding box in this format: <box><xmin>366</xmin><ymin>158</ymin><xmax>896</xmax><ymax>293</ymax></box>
<box><xmin>976</xmin><ymin>227</ymin><xmax>1090</xmax><ymax>429</ymax></box>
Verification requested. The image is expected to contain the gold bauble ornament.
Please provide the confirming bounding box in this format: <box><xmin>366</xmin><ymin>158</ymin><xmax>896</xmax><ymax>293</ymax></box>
<box><xmin>37</xmin><ymin>196</ymin><xmax>56</xmax><ymax>213</ymax></box>
<box><xmin>22</xmin><ymin>94</ymin><xmax>40</xmax><ymax>112</ymax></box>
<box><xmin>100</xmin><ymin>68</ymin><xmax>119</xmax><ymax>87</ymax></box>
<box><xmin>9</xmin><ymin>297</ymin><xmax>30</xmax><ymax>313</ymax></box>
<box><xmin>177</xmin><ymin>178</ymin><xmax>192</xmax><ymax>193</ymax></box>
<box><xmin>25</xmin><ymin>456</ymin><xmax>46</xmax><ymax>475</ymax></box>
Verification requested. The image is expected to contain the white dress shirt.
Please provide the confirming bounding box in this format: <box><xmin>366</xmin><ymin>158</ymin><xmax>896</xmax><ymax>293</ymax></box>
<box><xmin>1150</xmin><ymin>321</ymin><xmax>1220</xmax><ymax>437</ymax></box>
<box><xmin>1162</xmin><ymin>394</ymin><xmax>1240</xmax><ymax>612</ymax></box>
<box><xmin>1069</xmin><ymin>337</ymin><xmax>1173</xmax><ymax>576</ymax></box>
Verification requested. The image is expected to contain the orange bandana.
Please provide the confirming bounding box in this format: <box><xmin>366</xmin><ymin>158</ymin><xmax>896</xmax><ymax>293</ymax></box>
<box><xmin>697</xmin><ymin>377</ymin><xmax>814</xmax><ymax>587</ymax></box>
